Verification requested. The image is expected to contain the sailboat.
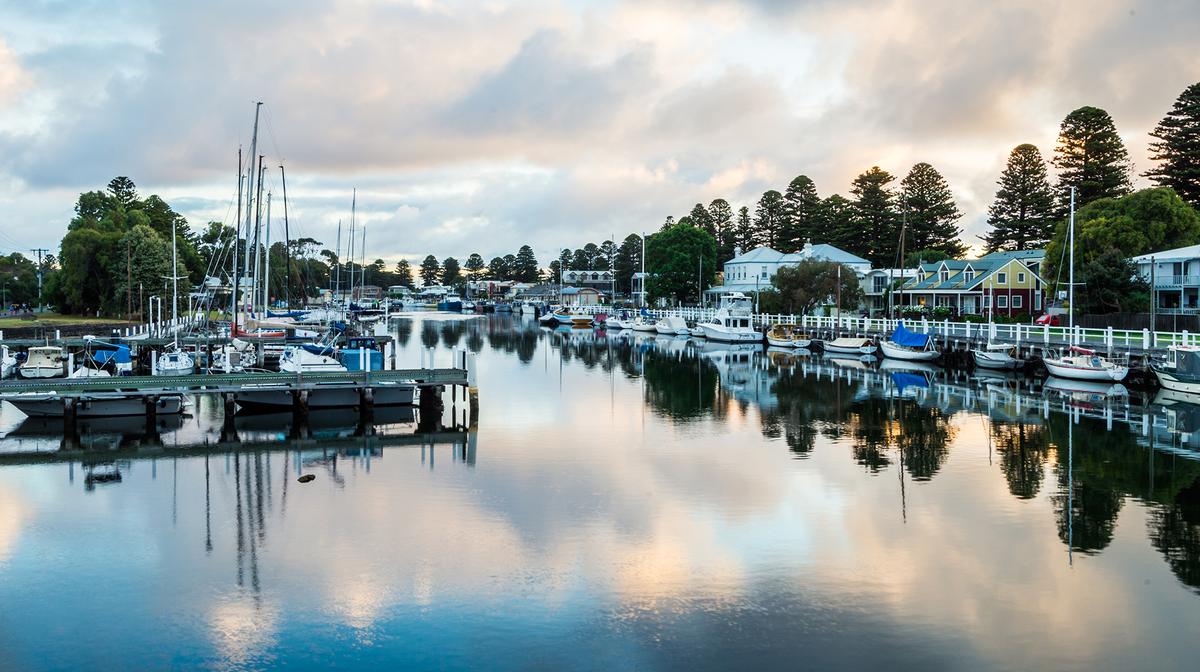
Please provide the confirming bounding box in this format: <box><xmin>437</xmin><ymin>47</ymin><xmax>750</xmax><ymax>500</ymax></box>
<box><xmin>1042</xmin><ymin>187</ymin><xmax>1127</xmax><ymax>382</ymax></box>
<box><xmin>156</xmin><ymin>218</ymin><xmax>195</xmax><ymax>376</ymax></box>
<box><xmin>879</xmin><ymin>321</ymin><xmax>939</xmax><ymax>362</ymax></box>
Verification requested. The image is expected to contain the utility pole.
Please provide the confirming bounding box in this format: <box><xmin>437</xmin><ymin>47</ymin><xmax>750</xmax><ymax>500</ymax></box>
<box><xmin>31</xmin><ymin>247</ymin><xmax>48</xmax><ymax>312</ymax></box>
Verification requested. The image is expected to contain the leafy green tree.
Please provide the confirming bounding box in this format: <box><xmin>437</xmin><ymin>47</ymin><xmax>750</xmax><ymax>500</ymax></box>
<box><xmin>441</xmin><ymin>257</ymin><xmax>462</xmax><ymax>286</ymax></box>
<box><xmin>782</xmin><ymin>175</ymin><xmax>820</xmax><ymax>252</ymax></box>
<box><xmin>753</xmin><ymin>190</ymin><xmax>786</xmax><ymax>249</ymax></box>
<box><xmin>662</xmin><ymin>215</ymin><xmax>675</xmax><ymax>231</ymax></box>
<box><xmin>0</xmin><ymin>253</ymin><xmax>40</xmax><ymax>307</ymax></box>
<box><xmin>394</xmin><ymin>259</ymin><xmax>414</xmax><ymax>288</ymax></box>
<box><xmin>108</xmin><ymin>176</ymin><xmax>138</xmax><ymax>209</ymax></box>
<box><xmin>488</xmin><ymin>256</ymin><xmax>510</xmax><ymax>280</ymax></box>
<box><xmin>770</xmin><ymin>261</ymin><xmax>864</xmax><ymax>315</ymax></box>
<box><xmin>1053</xmin><ymin>106</ymin><xmax>1133</xmax><ymax>211</ymax></box>
<box><xmin>708</xmin><ymin>198</ymin><xmax>736</xmax><ymax>263</ymax></box>
<box><xmin>614</xmin><ymin>234</ymin><xmax>642</xmax><ymax>294</ymax></box>
<box><xmin>819</xmin><ymin>195</ymin><xmax>857</xmax><ymax>253</ymax></box>
<box><xmin>502</xmin><ymin>253</ymin><xmax>518</xmax><ymax>277</ymax></box>
<box><xmin>985</xmin><ymin>144</ymin><xmax>1057</xmax><ymax>252</ymax></box>
<box><xmin>464</xmin><ymin>253</ymin><xmax>486</xmax><ymax>279</ymax></box>
<box><xmin>900</xmin><ymin>162</ymin><xmax>964</xmax><ymax>257</ymax></box>
<box><xmin>419</xmin><ymin>254</ymin><xmax>441</xmax><ymax>286</ymax></box>
<box><xmin>511</xmin><ymin>245</ymin><xmax>537</xmax><ymax>281</ymax></box>
<box><xmin>645</xmin><ymin>224</ymin><xmax>716</xmax><ymax>304</ymax></box>
<box><xmin>688</xmin><ymin>202</ymin><xmax>714</xmax><ymax>237</ymax></box>
<box><xmin>115</xmin><ymin>224</ymin><xmax>171</xmax><ymax>317</ymax></box>
<box><xmin>735</xmin><ymin>205</ymin><xmax>754</xmax><ymax>252</ymax></box>
<box><xmin>569</xmin><ymin>248</ymin><xmax>589</xmax><ymax>271</ymax></box>
<box><xmin>1146</xmin><ymin>82</ymin><xmax>1200</xmax><ymax>208</ymax></box>
<box><xmin>850</xmin><ymin>166</ymin><xmax>900</xmax><ymax>266</ymax></box>
<box><xmin>1076</xmin><ymin>247</ymin><xmax>1149</xmax><ymax>313</ymax></box>
<box><xmin>1044</xmin><ymin>187</ymin><xmax>1200</xmax><ymax>285</ymax></box>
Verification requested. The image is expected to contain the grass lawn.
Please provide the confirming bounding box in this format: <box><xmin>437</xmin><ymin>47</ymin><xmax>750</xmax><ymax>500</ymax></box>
<box><xmin>0</xmin><ymin>313</ymin><xmax>134</xmax><ymax>327</ymax></box>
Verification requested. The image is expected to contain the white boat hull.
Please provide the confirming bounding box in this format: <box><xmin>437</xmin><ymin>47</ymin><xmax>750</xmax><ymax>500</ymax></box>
<box><xmin>1</xmin><ymin>393</ymin><xmax>183</xmax><ymax>417</ymax></box>
<box><xmin>18</xmin><ymin>365</ymin><xmax>63</xmax><ymax>379</ymax></box>
<box><xmin>1044</xmin><ymin>358</ymin><xmax>1128</xmax><ymax>382</ymax></box>
<box><xmin>1152</xmin><ymin>367</ymin><xmax>1200</xmax><ymax>394</ymax></box>
<box><xmin>973</xmin><ymin>350</ymin><xmax>1021</xmax><ymax>370</ymax></box>
<box><xmin>880</xmin><ymin>340</ymin><xmax>939</xmax><ymax>362</ymax></box>
<box><xmin>701</xmin><ymin>325</ymin><xmax>761</xmax><ymax>343</ymax></box>
<box><xmin>823</xmin><ymin>342</ymin><xmax>877</xmax><ymax>355</ymax></box>
<box><xmin>766</xmin><ymin>337</ymin><xmax>812</xmax><ymax>348</ymax></box>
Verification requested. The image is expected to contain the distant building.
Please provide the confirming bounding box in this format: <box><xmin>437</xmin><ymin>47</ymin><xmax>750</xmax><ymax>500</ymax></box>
<box><xmin>561</xmin><ymin>286</ymin><xmax>602</xmax><ymax>306</ymax></box>
<box><xmin>897</xmin><ymin>250</ymin><xmax>1046</xmax><ymax>316</ymax></box>
<box><xmin>710</xmin><ymin>243</ymin><xmax>871</xmax><ymax>300</ymax></box>
<box><xmin>1131</xmin><ymin>244</ymin><xmax>1200</xmax><ymax>314</ymax></box>
<box><xmin>351</xmin><ymin>284</ymin><xmax>383</xmax><ymax>301</ymax></box>
<box><xmin>861</xmin><ymin>268</ymin><xmax>920</xmax><ymax>314</ymax></box>
<box><xmin>562</xmin><ymin>270</ymin><xmax>615</xmax><ymax>300</ymax></box>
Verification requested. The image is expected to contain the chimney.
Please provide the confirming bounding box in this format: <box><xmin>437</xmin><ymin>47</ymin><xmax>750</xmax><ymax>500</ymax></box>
<box><xmin>733</xmin><ymin>245</ymin><xmax>743</xmax><ymax>258</ymax></box>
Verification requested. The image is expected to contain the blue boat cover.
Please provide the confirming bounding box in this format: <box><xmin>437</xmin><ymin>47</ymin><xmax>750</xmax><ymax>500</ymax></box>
<box><xmin>891</xmin><ymin>372</ymin><xmax>928</xmax><ymax>392</ymax></box>
<box><xmin>93</xmin><ymin>343</ymin><xmax>132</xmax><ymax>365</ymax></box>
<box><xmin>890</xmin><ymin>321</ymin><xmax>931</xmax><ymax>348</ymax></box>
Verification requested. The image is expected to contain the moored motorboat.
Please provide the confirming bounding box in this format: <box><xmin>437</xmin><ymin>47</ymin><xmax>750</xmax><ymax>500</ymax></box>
<box><xmin>972</xmin><ymin>343</ymin><xmax>1023</xmax><ymax>370</ymax></box>
<box><xmin>879</xmin><ymin>322</ymin><xmax>938</xmax><ymax>361</ymax></box>
<box><xmin>700</xmin><ymin>294</ymin><xmax>760</xmax><ymax>343</ymax></box>
<box><xmin>1151</xmin><ymin>345</ymin><xmax>1200</xmax><ymax>394</ymax></box>
<box><xmin>0</xmin><ymin>392</ymin><xmax>184</xmax><ymax>417</ymax></box>
<box><xmin>19</xmin><ymin>346</ymin><xmax>65</xmax><ymax>379</ymax></box>
<box><xmin>279</xmin><ymin>345</ymin><xmax>348</xmax><ymax>373</ymax></box>
<box><xmin>821</xmin><ymin>337</ymin><xmax>877</xmax><ymax>355</ymax></box>
<box><xmin>552</xmin><ymin>308</ymin><xmax>594</xmax><ymax>326</ymax></box>
<box><xmin>765</xmin><ymin>324</ymin><xmax>811</xmax><ymax>348</ymax></box>
<box><xmin>654</xmin><ymin>316</ymin><xmax>689</xmax><ymax>335</ymax></box>
<box><xmin>155</xmin><ymin>345</ymin><xmax>195</xmax><ymax>376</ymax></box>
<box><xmin>1043</xmin><ymin>346</ymin><xmax>1128</xmax><ymax>382</ymax></box>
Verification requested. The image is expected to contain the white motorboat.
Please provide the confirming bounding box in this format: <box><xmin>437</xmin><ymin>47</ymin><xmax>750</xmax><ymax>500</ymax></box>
<box><xmin>700</xmin><ymin>294</ymin><xmax>760</xmax><ymax>343</ymax></box>
<box><xmin>209</xmin><ymin>340</ymin><xmax>251</xmax><ymax>374</ymax></box>
<box><xmin>879</xmin><ymin>322</ymin><xmax>939</xmax><ymax>362</ymax></box>
<box><xmin>654</xmin><ymin>316</ymin><xmax>690</xmax><ymax>335</ymax></box>
<box><xmin>765</xmin><ymin>324</ymin><xmax>811</xmax><ymax>348</ymax></box>
<box><xmin>279</xmin><ymin>346</ymin><xmax>348</xmax><ymax>373</ymax></box>
<box><xmin>19</xmin><ymin>346</ymin><xmax>64</xmax><ymax>379</ymax></box>
<box><xmin>973</xmin><ymin>343</ymin><xmax>1023</xmax><ymax>370</ymax></box>
<box><xmin>1043</xmin><ymin>346</ymin><xmax>1128</xmax><ymax>382</ymax></box>
<box><xmin>690</xmin><ymin>326</ymin><xmax>706</xmax><ymax>338</ymax></box>
<box><xmin>0</xmin><ymin>392</ymin><xmax>184</xmax><ymax>417</ymax></box>
<box><xmin>606</xmin><ymin>317</ymin><xmax>629</xmax><ymax>329</ymax></box>
<box><xmin>552</xmin><ymin>308</ymin><xmax>594</xmax><ymax>326</ymax></box>
<box><xmin>631</xmin><ymin>316</ymin><xmax>658</xmax><ymax>332</ymax></box>
<box><xmin>520</xmin><ymin>302</ymin><xmax>538</xmax><ymax>315</ymax></box>
<box><xmin>1151</xmin><ymin>345</ymin><xmax>1200</xmax><ymax>394</ymax></box>
<box><xmin>821</xmin><ymin>337</ymin><xmax>877</xmax><ymax>355</ymax></box>
<box><xmin>156</xmin><ymin>345</ymin><xmax>195</xmax><ymax>376</ymax></box>
<box><xmin>0</xmin><ymin>346</ymin><xmax>16</xmax><ymax>379</ymax></box>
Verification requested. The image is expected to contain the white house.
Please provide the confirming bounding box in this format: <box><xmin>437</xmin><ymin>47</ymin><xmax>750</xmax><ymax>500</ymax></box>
<box><xmin>712</xmin><ymin>243</ymin><xmax>872</xmax><ymax>297</ymax></box>
<box><xmin>1131</xmin><ymin>244</ymin><xmax>1200</xmax><ymax>314</ymax></box>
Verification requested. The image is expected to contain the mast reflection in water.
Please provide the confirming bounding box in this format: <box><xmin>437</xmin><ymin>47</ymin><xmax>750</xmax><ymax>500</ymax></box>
<box><xmin>0</xmin><ymin>314</ymin><xmax>1197</xmax><ymax>671</ymax></box>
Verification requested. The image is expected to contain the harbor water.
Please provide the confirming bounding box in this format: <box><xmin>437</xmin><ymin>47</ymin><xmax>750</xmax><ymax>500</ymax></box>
<box><xmin>1</xmin><ymin>313</ymin><xmax>1198</xmax><ymax>670</ymax></box>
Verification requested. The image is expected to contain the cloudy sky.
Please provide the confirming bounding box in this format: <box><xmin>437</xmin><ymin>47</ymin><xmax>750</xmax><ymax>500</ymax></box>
<box><xmin>0</xmin><ymin>0</ymin><xmax>1197</xmax><ymax>265</ymax></box>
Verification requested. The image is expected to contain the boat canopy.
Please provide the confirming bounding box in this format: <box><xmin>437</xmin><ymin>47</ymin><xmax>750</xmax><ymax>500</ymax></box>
<box><xmin>92</xmin><ymin>343</ymin><xmax>131</xmax><ymax>365</ymax></box>
<box><xmin>890</xmin><ymin>321</ymin><xmax>931</xmax><ymax>348</ymax></box>
<box><xmin>1177</xmin><ymin>348</ymin><xmax>1200</xmax><ymax>376</ymax></box>
<box><xmin>891</xmin><ymin>372</ymin><xmax>928</xmax><ymax>393</ymax></box>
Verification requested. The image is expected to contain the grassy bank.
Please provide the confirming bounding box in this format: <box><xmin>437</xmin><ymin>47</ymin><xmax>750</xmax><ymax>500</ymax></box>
<box><xmin>0</xmin><ymin>313</ymin><xmax>134</xmax><ymax>328</ymax></box>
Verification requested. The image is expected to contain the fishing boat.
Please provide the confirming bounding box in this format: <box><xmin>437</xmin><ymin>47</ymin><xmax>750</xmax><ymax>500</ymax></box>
<box><xmin>437</xmin><ymin>297</ymin><xmax>464</xmax><ymax>312</ymax></box>
<box><xmin>765</xmin><ymin>324</ymin><xmax>811</xmax><ymax>348</ymax></box>
<box><xmin>700</xmin><ymin>294</ymin><xmax>760</xmax><ymax>343</ymax></box>
<box><xmin>340</xmin><ymin>336</ymin><xmax>384</xmax><ymax>371</ymax></box>
<box><xmin>19</xmin><ymin>345</ymin><xmax>64</xmax><ymax>379</ymax></box>
<box><xmin>821</xmin><ymin>337</ymin><xmax>877</xmax><ymax>355</ymax></box>
<box><xmin>0</xmin><ymin>392</ymin><xmax>184</xmax><ymax>417</ymax></box>
<box><xmin>1043</xmin><ymin>346</ymin><xmax>1128</xmax><ymax>382</ymax></box>
<box><xmin>972</xmin><ymin>343</ymin><xmax>1023</xmax><ymax>370</ymax></box>
<box><xmin>879</xmin><ymin>322</ymin><xmax>939</xmax><ymax>361</ymax></box>
<box><xmin>1151</xmin><ymin>345</ymin><xmax>1200</xmax><ymax>394</ymax></box>
<box><xmin>654</xmin><ymin>315</ymin><xmax>689</xmax><ymax>335</ymax></box>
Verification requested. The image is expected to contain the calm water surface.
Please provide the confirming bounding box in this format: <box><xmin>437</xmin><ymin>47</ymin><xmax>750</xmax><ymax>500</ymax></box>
<box><xmin>1</xmin><ymin>314</ymin><xmax>1198</xmax><ymax>671</ymax></box>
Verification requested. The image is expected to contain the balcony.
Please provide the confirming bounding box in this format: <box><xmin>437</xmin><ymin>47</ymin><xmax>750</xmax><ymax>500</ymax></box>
<box><xmin>1151</xmin><ymin>275</ymin><xmax>1200</xmax><ymax>289</ymax></box>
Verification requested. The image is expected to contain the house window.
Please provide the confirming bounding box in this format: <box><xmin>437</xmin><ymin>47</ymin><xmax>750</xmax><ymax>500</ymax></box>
<box><xmin>983</xmin><ymin>295</ymin><xmax>992</xmax><ymax>308</ymax></box>
<box><xmin>873</xmin><ymin>276</ymin><xmax>887</xmax><ymax>292</ymax></box>
<box><xmin>1035</xmin><ymin>292</ymin><xmax>1042</xmax><ymax>309</ymax></box>
<box><xmin>997</xmin><ymin>295</ymin><xmax>1008</xmax><ymax>309</ymax></box>
<box><xmin>1017</xmin><ymin>272</ymin><xmax>1026</xmax><ymax>284</ymax></box>
<box><xmin>1013</xmin><ymin>295</ymin><xmax>1023</xmax><ymax>308</ymax></box>
<box><xmin>997</xmin><ymin>272</ymin><xmax>1007</xmax><ymax>284</ymax></box>
<box><xmin>964</xmin><ymin>271</ymin><xmax>975</xmax><ymax>282</ymax></box>
<box><xmin>940</xmin><ymin>270</ymin><xmax>949</xmax><ymax>282</ymax></box>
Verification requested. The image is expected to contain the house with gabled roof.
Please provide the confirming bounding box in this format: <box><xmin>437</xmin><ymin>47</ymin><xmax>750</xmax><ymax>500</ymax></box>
<box><xmin>711</xmin><ymin>242</ymin><xmax>871</xmax><ymax>299</ymax></box>
<box><xmin>896</xmin><ymin>250</ymin><xmax>1047</xmax><ymax>317</ymax></box>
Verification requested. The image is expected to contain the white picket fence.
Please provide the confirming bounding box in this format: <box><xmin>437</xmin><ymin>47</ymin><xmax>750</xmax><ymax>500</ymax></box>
<box><xmin>635</xmin><ymin>307</ymin><xmax>1194</xmax><ymax>352</ymax></box>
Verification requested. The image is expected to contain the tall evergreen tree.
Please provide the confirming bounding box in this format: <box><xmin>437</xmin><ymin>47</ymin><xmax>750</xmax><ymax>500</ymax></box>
<box><xmin>597</xmin><ymin>240</ymin><xmax>617</xmax><ymax>273</ymax></box>
<box><xmin>394</xmin><ymin>259</ymin><xmax>414</xmax><ymax>288</ymax></box>
<box><xmin>570</xmin><ymin>248</ymin><xmax>589</xmax><ymax>270</ymax></box>
<box><xmin>900</xmin><ymin>162</ymin><xmax>965</xmax><ymax>257</ymax></box>
<box><xmin>688</xmin><ymin>202</ymin><xmax>714</xmax><ymax>237</ymax></box>
<box><xmin>487</xmin><ymin>256</ymin><xmax>509</xmax><ymax>280</ymax></box>
<box><xmin>464</xmin><ymin>253</ymin><xmax>486</xmax><ymax>278</ymax></box>
<box><xmin>984</xmin><ymin>144</ymin><xmax>1057</xmax><ymax>252</ymax></box>
<box><xmin>441</xmin><ymin>257</ymin><xmax>461</xmax><ymax>286</ymax></box>
<box><xmin>782</xmin><ymin>175</ymin><xmax>820</xmax><ymax>252</ymax></box>
<box><xmin>753</xmin><ymin>190</ymin><xmax>786</xmax><ymax>249</ymax></box>
<box><xmin>1053</xmin><ymin>106</ymin><xmax>1133</xmax><ymax>211</ymax></box>
<box><xmin>819</xmin><ymin>195</ymin><xmax>858</xmax><ymax>255</ymax></box>
<box><xmin>708</xmin><ymin>198</ymin><xmax>736</xmax><ymax>264</ymax></box>
<box><xmin>735</xmin><ymin>206</ymin><xmax>754</xmax><ymax>253</ymax></box>
<box><xmin>614</xmin><ymin>234</ymin><xmax>642</xmax><ymax>294</ymax></box>
<box><xmin>419</xmin><ymin>254</ymin><xmax>441</xmax><ymax>286</ymax></box>
<box><xmin>1146</xmin><ymin>82</ymin><xmax>1200</xmax><ymax>208</ymax></box>
<box><xmin>514</xmin><ymin>245</ymin><xmax>539</xmax><ymax>282</ymax></box>
<box><xmin>850</xmin><ymin>166</ymin><xmax>900</xmax><ymax>266</ymax></box>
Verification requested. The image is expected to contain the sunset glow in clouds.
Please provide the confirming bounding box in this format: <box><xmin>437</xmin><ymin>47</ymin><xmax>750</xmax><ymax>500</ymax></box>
<box><xmin>0</xmin><ymin>0</ymin><xmax>1197</xmax><ymax>262</ymax></box>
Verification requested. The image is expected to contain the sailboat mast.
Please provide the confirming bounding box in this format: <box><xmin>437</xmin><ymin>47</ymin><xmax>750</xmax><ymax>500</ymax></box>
<box><xmin>251</xmin><ymin>157</ymin><xmax>265</xmax><ymax>314</ymax></box>
<box><xmin>280</xmin><ymin>164</ymin><xmax>292</xmax><ymax>309</ymax></box>
<box><xmin>347</xmin><ymin>189</ymin><xmax>357</xmax><ymax>302</ymax></box>
<box><xmin>360</xmin><ymin>226</ymin><xmax>367</xmax><ymax>298</ymax></box>
<box><xmin>640</xmin><ymin>232</ymin><xmax>646</xmax><ymax>308</ymax></box>
<box><xmin>232</xmin><ymin>147</ymin><xmax>243</xmax><ymax>334</ymax></box>
<box><xmin>1068</xmin><ymin>186</ymin><xmax>1075</xmax><ymax>340</ymax></box>
<box><xmin>334</xmin><ymin>220</ymin><xmax>342</xmax><ymax>300</ymax></box>
<box><xmin>243</xmin><ymin>103</ymin><xmax>262</xmax><ymax>289</ymax></box>
<box><xmin>263</xmin><ymin>191</ymin><xmax>272</xmax><ymax>312</ymax></box>
<box><xmin>171</xmin><ymin>218</ymin><xmax>179</xmax><ymax>345</ymax></box>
